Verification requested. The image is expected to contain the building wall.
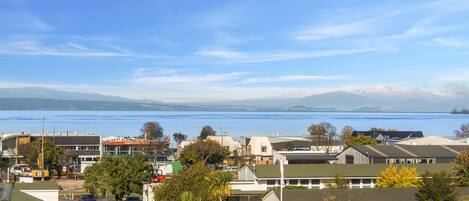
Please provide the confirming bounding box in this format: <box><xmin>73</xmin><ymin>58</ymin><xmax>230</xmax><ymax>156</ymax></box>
<box><xmin>238</xmin><ymin>167</ymin><xmax>256</xmax><ymax>181</ymax></box>
<box><xmin>337</xmin><ymin>148</ymin><xmax>369</xmax><ymax>164</ymax></box>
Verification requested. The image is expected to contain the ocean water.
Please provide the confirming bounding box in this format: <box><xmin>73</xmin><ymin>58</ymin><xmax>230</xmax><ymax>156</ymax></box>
<box><xmin>0</xmin><ymin>111</ymin><xmax>468</xmax><ymax>138</ymax></box>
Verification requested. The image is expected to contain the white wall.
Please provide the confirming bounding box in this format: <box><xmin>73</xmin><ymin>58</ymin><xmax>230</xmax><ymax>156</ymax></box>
<box><xmin>21</xmin><ymin>190</ymin><xmax>59</xmax><ymax>201</ymax></box>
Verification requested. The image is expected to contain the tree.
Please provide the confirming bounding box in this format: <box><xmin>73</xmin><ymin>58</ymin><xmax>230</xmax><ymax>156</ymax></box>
<box><xmin>22</xmin><ymin>139</ymin><xmax>64</xmax><ymax>171</ymax></box>
<box><xmin>205</xmin><ymin>171</ymin><xmax>232</xmax><ymax>201</ymax></box>
<box><xmin>308</xmin><ymin>122</ymin><xmax>337</xmax><ymax>148</ymax></box>
<box><xmin>370</xmin><ymin>127</ymin><xmax>385</xmax><ymax>132</ymax></box>
<box><xmin>283</xmin><ymin>141</ymin><xmax>295</xmax><ymax>151</ymax></box>
<box><xmin>455</xmin><ymin>123</ymin><xmax>469</xmax><ymax>138</ymax></box>
<box><xmin>454</xmin><ymin>150</ymin><xmax>469</xmax><ymax>186</ymax></box>
<box><xmin>84</xmin><ymin>154</ymin><xmax>153</xmax><ymax>201</ymax></box>
<box><xmin>345</xmin><ymin>135</ymin><xmax>377</xmax><ymax>147</ymax></box>
<box><xmin>324</xmin><ymin>174</ymin><xmax>349</xmax><ymax>189</ymax></box>
<box><xmin>415</xmin><ymin>172</ymin><xmax>457</xmax><ymax>201</ymax></box>
<box><xmin>179</xmin><ymin>140</ymin><xmax>228</xmax><ymax>166</ymax></box>
<box><xmin>376</xmin><ymin>165</ymin><xmax>419</xmax><ymax>188</ymax></box>
<box><xmin>340</xmin><ymin>126</ymin><xmax>354</xmax><ymax>141</ymax></box>
<box><xmin>154</xmin><ymin>162</ymin><xmax>232</xmax><ymax>201</ymax></box>
<box><xmin>140</xmin><ymin>121</ymin><xmax>164</xmax><ymax>140</ymax></box>
<box><xmin>173</xmin><ymin>132</ymin><xmax>187</xmax><ymax>146</ymax></box>
<box><xmin>199</xmin><ymin>125</ymin><xmax>216</xmax><ymax>139</ymax></box>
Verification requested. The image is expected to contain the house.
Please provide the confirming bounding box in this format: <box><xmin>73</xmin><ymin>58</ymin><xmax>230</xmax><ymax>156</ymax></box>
<box><xmin>396</xmin><ymin>135</ymin><xmax>467</xmax><ymax>145</ymax></box>
<box><xmin>272</xmin><ymin>150</ymin><xmax>337</xmax><ymax>165</ymax></box>
<box><xmin>261</xmin><ymin>187</ymin><xmax>469</xmax><ymax>201</ymax></box>
<box><xmin>352</xmin><ymin>131</ymin><xmax>423</xmax><ymax>144</ymax></box>
<box><xmin>206</xmin><ymin>135</ymin><xmax>242</xmax><ymax>155</ymax></box>
<box><xmin>337</xmin><ymin>144</ymin><xmax>469</xmax><ymax>164</ymax></box>
<box><xmin>231</xmin><ymin>163</ymin><xmax>452</xmax><ymax>193</ymax></box>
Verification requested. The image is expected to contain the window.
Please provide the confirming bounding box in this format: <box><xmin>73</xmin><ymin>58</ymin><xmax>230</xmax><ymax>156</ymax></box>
<box><xmin>300</xmin><ymin>180</ymin><xmax>309</xmax><ymax>185</ymax></box>
<box><xmin>351</xmin><ymin>179</ymin><xmax>360</xmax><ymax>185</ymax></box>
<box><xmin>261</xmin><ymin>146</ymin><xmax>267</xmax><ymax>153</ymax></box>
<box><xmin>311</xmin><ymin>179</ymin><xmax>320</xmax><ymax>185</ymax></box>
<box><xmin>289</xmin><ymin>180</ymin><xmax>298</xmax><ymax>185</ymax></box>
<box><xmin>362</xmin><ymin>179</ymin><xmax>371</xmax><ymax>184</ymax></box>
<box><xmin>345</xmin><ymin>155</ymin><xmax>354</xmax><ymax>164</ymax></box>
<box><xmin>267</xmin><ymin>180</ymin><xmax>276</xmax><ymax>185</ymax></box>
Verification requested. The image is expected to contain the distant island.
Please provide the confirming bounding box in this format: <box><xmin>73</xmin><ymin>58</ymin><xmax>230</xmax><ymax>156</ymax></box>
<box><xmin>451</xmin><ymin>108</ymin><xmax>469</xmax><ymax>114</ymax></box>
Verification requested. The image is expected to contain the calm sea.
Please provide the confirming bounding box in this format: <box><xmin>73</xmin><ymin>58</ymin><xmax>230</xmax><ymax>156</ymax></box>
<box><xmin>0</xmin><ymin>111</ymin><xmax>468</xmax><ymax>138</ymax></box>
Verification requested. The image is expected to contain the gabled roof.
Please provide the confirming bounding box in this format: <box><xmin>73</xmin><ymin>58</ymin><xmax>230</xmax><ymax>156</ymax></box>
<box><xmin>352</xmin><ymin>131</ymin><xmax>423</xmax><ymax>140</ymax></box>
<box><xmin>247</xmin><ymin>163</ymin><xmax>452</xmax><ymax>178</ymax></box>
<box><xmin>349</xmin><ymin>144</ymin><xmax>469</xmax><ymax>158</ymax></box>
<box><xmin>266</xmin><ymin>188</ymin><xmax>469</xmax><ymax>201</ymax></box>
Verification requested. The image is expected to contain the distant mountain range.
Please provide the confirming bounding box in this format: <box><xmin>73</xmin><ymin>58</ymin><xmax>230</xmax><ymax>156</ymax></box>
<box><xmin>0</xmin><ymin>87</ymin><xmax>468</xmax><ymax>112</ymax></box>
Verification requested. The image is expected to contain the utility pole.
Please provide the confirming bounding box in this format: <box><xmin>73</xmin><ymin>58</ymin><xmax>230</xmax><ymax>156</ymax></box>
<box><xmin>41</xmin><ymin>117</ymin><xmax>45</xmax><ymax>182</ymax></box>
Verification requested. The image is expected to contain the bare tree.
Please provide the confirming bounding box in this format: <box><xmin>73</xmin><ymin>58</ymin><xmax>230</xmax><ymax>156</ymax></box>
<box><xmin>308</xmin><ymin>122</ymin><xmax>337</xmax><ymax>149</ymax></box>
<box><xmin>340</xmin><ymin>126</ymin><xmax>354</xmax><ymax>141</ymax></box>
<box><xmin>455</xmin><ymin>123</ymin><xmax>469</xmax><ymax>138</ymax></box>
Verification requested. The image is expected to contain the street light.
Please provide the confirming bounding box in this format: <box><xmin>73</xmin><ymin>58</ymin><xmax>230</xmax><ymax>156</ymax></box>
<box><xmin>276</xmin><ymin>159</ymin><xmax>284</xmax><ymax>201</ymax></box>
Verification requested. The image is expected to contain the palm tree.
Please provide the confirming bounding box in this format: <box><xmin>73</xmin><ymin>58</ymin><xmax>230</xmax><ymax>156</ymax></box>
<box><xmin>205</xmin><ymin>171</ymin><xmax>232</xmax><ymax>201</ymax></box>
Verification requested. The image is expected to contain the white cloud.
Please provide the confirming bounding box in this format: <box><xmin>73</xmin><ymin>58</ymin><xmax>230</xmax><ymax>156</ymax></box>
<box><xmin>295</xmin><ymin>22</ymin><xmax>370</xmax><ymax>41</ymax></box>
<box><xmin>437</xmin><ymin>69</ymin><xmax>469</xmax><ymax>82</ymax></box>
<box><xmin>195</xmin><ymin>47</ymin><xmax>377</xmax><ymax>64</ymax></box>
<box><xmin>0</xmin><ymin>40</ymin><xmax>165</xmax><ymax>58</ymax></box>
<box><xmin>241</xmin><ymin>75</ymin><xmax>350</xmax><ymax>84</ymax></box>
<box><xmin>131</xmin><ymin>70</ymin><xmax>246</xmax><ymax>85</ymax></box>
<box><xmin>433</xmin><ymin>37</ymin><xmax>468</xmax><ymax>48</ymax></box>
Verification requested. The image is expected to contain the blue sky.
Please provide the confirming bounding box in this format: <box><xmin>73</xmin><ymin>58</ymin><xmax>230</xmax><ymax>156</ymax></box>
<box><xmin>1</xmin><ymin>0</ymin><xmax>469</xmax><ymax>102</ymax></box>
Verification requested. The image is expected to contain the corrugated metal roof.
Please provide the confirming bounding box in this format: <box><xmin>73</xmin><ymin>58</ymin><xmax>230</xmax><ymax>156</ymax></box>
<box><xmin>249</xmin><ymin>163</ymin><xmax>453</xmax><ymax>178</ymax></box>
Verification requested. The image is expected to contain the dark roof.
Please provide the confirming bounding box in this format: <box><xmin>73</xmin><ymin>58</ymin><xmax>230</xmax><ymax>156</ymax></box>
<box><xmin>349</xmin><ymin>145</ymin><xmax>469</xmax><ymax>158</ymax></box>
<box><xmin>248</xmin><ymin>163</ymin><xmax>453</xmax><ymax>178</ymax></box>
<box><xmin>267</xmin><ymin>187</ymin><xmax>469</xmax><ymax>201</ymax></box>
<box><xmin>352</xmin><ymin>131</ymin><xmax>423</xmax><ymax>140</ymax></box>
<box><xmin>31</xmin><ymin>135</ymin><xmax>100</xmax><ymax>145</ymax></box>
<box><xmin>14</xmin><ymin>182</ymin><xmax>60</xmax><ymax>190</ymax></box>
<box><xmin>283</xmin><ymin>153</ymin><xmax>337</xmax><ymax>161</ymax></box>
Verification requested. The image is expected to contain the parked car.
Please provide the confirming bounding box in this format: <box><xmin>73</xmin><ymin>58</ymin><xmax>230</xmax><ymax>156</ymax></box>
<box><xmin>10</xmin><ymin>164</ymin><xmax>28</xmax><ymax>176</ymax></box>
<box><xmin>79</xmin><ymin>194</ymin><xmax>97</xmax><ymax>201</ymax></box>
<box><xmin>125</xmin><ymin>196</ymin><xmax>141</xmax><ymax>201</ymax></box>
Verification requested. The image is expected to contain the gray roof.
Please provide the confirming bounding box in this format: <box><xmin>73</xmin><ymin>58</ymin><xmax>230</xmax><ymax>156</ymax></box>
<box><xmin>350</xmin><ymin>145</ymin><xmax>469</xmax><ymax>158</ymax></box>
<box><xmin>267</xmin><ymin>187</ymin><xmax>469</xmax><ymax>201</ymax></box>
<box><xmin>248</xmin><ymin>163</ymin><xmax>453</xmax><ymax>178</ymax></box>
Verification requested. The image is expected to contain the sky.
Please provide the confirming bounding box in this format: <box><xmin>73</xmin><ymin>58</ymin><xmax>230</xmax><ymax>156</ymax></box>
<box><xmin>1</xmin><ymin>0</ymin><xmax>469</xmax><ymax>102</ymax></box>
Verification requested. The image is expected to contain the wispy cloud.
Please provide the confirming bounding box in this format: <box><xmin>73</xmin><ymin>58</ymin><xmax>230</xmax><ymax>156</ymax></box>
<box><xmin>195</xmin><ymin>47</ymin><xmax>376</xmax><ymax>64</ymax></box>
<box><xmin>0</xmin><ymin>40</ymin><xmax>165</xmax><ymax>58</ymax></box>
<box><xmin>131</xmin><ymin>68</ymin><xmax>246</xmax><ymax>85</ymax></box>
<box><xmin>241</xmin><ymin>75</ymin><xmax>350</xmax><ymax>84</ymax></box>
<box><xmin>433</xmin><ymin>37</ymin><xmax>468</xmax><ymax>48</ymax></box>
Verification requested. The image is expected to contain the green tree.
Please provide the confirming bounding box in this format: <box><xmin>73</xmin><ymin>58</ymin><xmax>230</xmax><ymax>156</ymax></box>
<box><xmin>324</xmin><ymin>174</ymin><xmax>349</xmax><ymax>189</ymax></box>
<box><xmin>84</xmin><ymin>154</ymin><xmax>153</xmax><ymax>201</ymax></box>
<box><xmin>415</xmin><ymin>172</ymin><xmax>457</xmax><ymax>201</ymax></box>
<box><xmin>376</xmin><ymin>165</ymin><xmax>420</xmax><ymax>188</ymax></box>
<box><xmin>283</xmin><ymin>141</ymin><xmax>295</xmax><ymax>151</ymax></box>
<box><xmin>154</xmin><ymin>162</ymin><xmax>233</xmax><ymax>201</ymax></box>
<box><xmin>454</xmin><ymin>150</ymin><xmax>469</xmax><ymax>186</ymax></box>
<box><xmin>205</xmin><ymin>171</ymin><xmax>232</xmax><ymax>201</ymax></box>
<box><xmin>179</xmin><ymin>140</ymin><xmax>228</xmax><ymax>166</ymax></box>
<box><xmin>21</xmin><ymin>139</ymin><xmax>63</xmax><ymax>170</ymax></box>
<box><xmin>173</xmin><ymin>132</ymin><xmax>187</xmax><ymax>146</ymax></box>
<box><xmin>345</xmin><ymin>135</ymin><xmax>377</xmax><ymax>147</ymax></box>
<box><xmin>199</xmin><ymin>125</ymin><xmax>216</xmax><ymax>139</ymax></box>
<box><xmin>140</xmin><ymin>121</ymin><xmax>164</xmax><ymax>140</ymax></box>
<box><xmin>455</xmin><ymin>123</ymin><xmax>469</xmax><ymax>138</ymax></box>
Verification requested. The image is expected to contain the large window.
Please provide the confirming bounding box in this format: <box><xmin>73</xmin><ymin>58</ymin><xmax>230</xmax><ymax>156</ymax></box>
<box><xmin>300</xmin><ymin>180</ymin><xmax>309</xmax><ymax>185</ymax></box>
<box><xmin>289</xmin><ymin>180</ymin><xmax>298</xmax><ymax>185</ymax></box>
<box><xmin>261</xmin><ymin>146</ymin><xmax>267</xmax><ymax>152</ymax></box>
<box><xmin>267</xmin><ymin>180</ymin><xmax>276</xmax><ymax>185</ymax></box>
<box><xmin>345</xmin><ymin>155</ymin><xmax>354</xmax><ymax>164</ymax></box>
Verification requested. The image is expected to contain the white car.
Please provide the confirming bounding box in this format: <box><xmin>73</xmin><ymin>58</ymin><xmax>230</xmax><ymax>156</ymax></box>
<box><xmin>9</xmin><ymin>164</ymin><xmax>28</xmax><ymax>176</ymax></box>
